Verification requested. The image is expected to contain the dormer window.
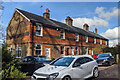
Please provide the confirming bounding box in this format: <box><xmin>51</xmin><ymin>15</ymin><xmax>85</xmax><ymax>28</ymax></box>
<box><xmin>100</xmin><ymin>39</ymin><xmax>102</xmax><ymax>44</ymax></box>
<box><xmin>94</xmin><ymin>38</ymin><xmax>96</xmax><ymax>44</ymax></box>
<box><xmin>75</xmin><ymin>33</ymin><xmax>79</xmax><ymax>41</ymax></box>
<box><xmin>85</xmin><ymin>36</ymin><xmax>88</xmax><ymax>43</ymax></box>
<box><xmin>36</xmin><ymin>24</ymin><xmax>43</xmax><ymax>36</ymax></box>
<box><xmin>60</xmin><ymin>30</ymin><xmax>65</xmax><ymax>39</ymax></box>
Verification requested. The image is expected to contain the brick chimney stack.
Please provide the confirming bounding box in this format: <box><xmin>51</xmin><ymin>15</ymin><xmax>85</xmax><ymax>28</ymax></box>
<box><xmin>83</xmin><ymin>24</ymin><xmax>89</xmax><ymax>31</ymax></box>
<box><xmin>65</xmin><ymin>16</ymin><xmax>73</xmax><ymax>26</ymax></box>
<box><xmin>43</xmin><ymin>8</ymin><xmax>50</xmax><ymax>19</ymax></box>
<box><xmin>95</xmin><ymin>28</ymin><xmax>97</xmax><ymax>34</ymax></box>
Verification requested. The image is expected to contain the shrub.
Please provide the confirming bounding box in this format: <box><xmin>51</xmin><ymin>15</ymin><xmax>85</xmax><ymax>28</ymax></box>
<box><xmin>1</xmin><ymin>44</ymin><xmax>27</xmax><ymax>80</ymax></box>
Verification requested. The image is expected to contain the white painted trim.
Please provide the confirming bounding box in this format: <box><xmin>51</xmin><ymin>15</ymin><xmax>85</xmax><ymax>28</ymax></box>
<box><xmin>45</xmin><ymin>47</ymin><xmax>51</xmax><ymax>58</ymax></box>
<box><xmin>105</xmin><ymin>41</ymin><xmax>107</xmax><ymax>45</ymax></box>
<box><xmin>16</xmin><ymin>9</ymin><xmax>30</xmax><ymax>21</ymax></box>
<box><xmin>75</xmin><ymin>33</ymin><xmax>79</xmax><ymax>41</ymax></box>
<box><xmin>35</xmin><ymin>25</ymin><xmax>43</xmax><ymax>37</ymax></box>
<box><xmin>100</xmin><ymin>39</ymin><xmax>102</xmax><ymax>44</ymax></box>
<box><xmin>94</xmin><ymin>38</ymin><xmax>96</xmax><ymax>44</ymax></box>
<box><xmin>35</xmin><ymin>43</ymin><xmax>42</xmax><ymax>56</ymax></box>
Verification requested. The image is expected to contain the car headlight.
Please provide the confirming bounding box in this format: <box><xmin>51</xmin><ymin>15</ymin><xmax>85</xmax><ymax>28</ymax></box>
<box><xmin>47</xmin><ymin>73</ymin><xmax>59</xmax><ymax>79</ymax></box>
<box><xmin>104</xmin><ymin>59</ymin><xmax>108</xmax><ymax>62</ymax></box>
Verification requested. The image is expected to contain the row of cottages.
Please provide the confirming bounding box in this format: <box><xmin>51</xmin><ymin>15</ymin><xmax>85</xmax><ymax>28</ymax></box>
<box><xmin>6</xmin><ymin>8</ymin><xmax>109</xmax><ymax>59</ymax></box>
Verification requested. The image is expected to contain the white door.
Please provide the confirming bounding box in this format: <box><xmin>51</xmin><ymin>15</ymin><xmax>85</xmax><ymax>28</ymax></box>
<box><xmin>72</xmin><ymin>57</ymin><xmax>87</xmax><ymax>78</ymax></box>
<box><xmin>45</xmin><ymin>47</ymin><xmax>50</xmax><ymax>58</ymax></box>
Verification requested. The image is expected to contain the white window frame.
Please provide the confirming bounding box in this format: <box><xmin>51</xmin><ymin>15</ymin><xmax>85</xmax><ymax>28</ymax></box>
<box><xmin>105</xmin><ymin>41</ymin><xmax>107</xmax><ymax>45</ymax></box>
<box><xmin>36</xmin><ymin>43</ymin><xmax>42</xmax><ymax>56</ymax></box>
<box><xmin>16</xmin><ymin>47</ymin><xmax>21</xmax><ymax>58</ymax></box>
<box><xmin>85</xmin><ymin>36</ymin><xmax>88</xmax><ymax>43</ymax></box>
<box><xmin>36</xmin><ymin>24</ymin><xmax>43</xmax><ymax>36</ymax></box>
<box><xmin>71</xmin><ymin>48</ymin><xmax>74</xmax><ymax>55</ymax></box>
<box><xmin>60</xmin><ymin>30</ymin><xmax>65</xmax><ymax>39</ymax></box>
<box><xmin>94</xmin><ymin>38</ymin><xmax>96</xmax><ymax>44</ymax></box>
<box><xmin>100</xmin><ymin>39</ymin><xmax>102</xmax><ymax>44</ymax></box>
<box><xmin>75</xmin><ymin>33</ymin><xmax>79</xmax><ymax>41</ymax></box>
<box><xmin>75</xmin><ymin>47</ymin><xmax>78</xmax><ymax>55</ymax></box>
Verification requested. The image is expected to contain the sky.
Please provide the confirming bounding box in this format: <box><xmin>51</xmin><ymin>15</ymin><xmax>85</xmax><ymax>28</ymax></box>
<box><xmin>1</xmin><ymin>2</ymin><xmax>119</xmax><ymax>47</ymax></box>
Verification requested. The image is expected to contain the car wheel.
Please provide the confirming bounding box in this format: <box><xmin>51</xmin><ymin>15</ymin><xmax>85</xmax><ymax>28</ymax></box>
<box><xmin>62</xmin><ymin>76</ymin><xmax>71</xmax><ymax>80</ymax></box>
<box><xmin>93</xmin><ymin>68</ymin><xmax>99</xmax><ymax>78</ymax></box>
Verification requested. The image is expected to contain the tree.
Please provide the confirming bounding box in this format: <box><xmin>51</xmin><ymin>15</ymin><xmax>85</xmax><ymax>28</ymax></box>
<box><xmin>1</xmin><ymin>44</ymin><xmax>27</xmax><ymax>80</ymax></box>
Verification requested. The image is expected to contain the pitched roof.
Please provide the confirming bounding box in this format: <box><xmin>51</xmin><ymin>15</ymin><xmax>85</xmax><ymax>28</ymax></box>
<box><xmin>16</xmin><ymin>8</ymin><xmax>108</xmax><ymax>40</ymax></box>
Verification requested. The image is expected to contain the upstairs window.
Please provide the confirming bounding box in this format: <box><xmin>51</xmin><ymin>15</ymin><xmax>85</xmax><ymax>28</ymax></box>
<box><xmin>85</xmin><ymin>36</ymin><xmax>88</xmax><ymax>43</ymax></box>
<box><xmin>60</xmin><ymin>30</ymin><xmax>65</xmax><ymax>39</ymax></box>
<box><xmin>94</xmin><ymin>38</ymin><xmax>96</xmax><ymax>44</ymax></box>
<box><xmin>16</xmin><ymin>47</ymin><xmax>21</xmax><ymax>58</ymax></box>
<box><xmin>86</xmin><ymin>47</ymin><xmax>88</xmax><ymax>55</ymax></box>
<box><xmin>75</xmin><ymin>33</ymin><xmax>79</xmax><ymax>41</ymax></box>
<box><xmin>36</xmin><ymin>24</ymin><xmax>43</xmax><ymax>36</ymax></box>
<box><xmin>36</xmin><ymin>44</ymin><xmax>42</xmax><ymax>56</ymax></box>
<box><xmin>105</xmin><ymin>41</ymin><xmax>107</xmax><ymax>45</ymax></box>
<box><xmin>100</xmin><ymin>39</ymin><xmax>102</xmax><ymax>44</ymax></box>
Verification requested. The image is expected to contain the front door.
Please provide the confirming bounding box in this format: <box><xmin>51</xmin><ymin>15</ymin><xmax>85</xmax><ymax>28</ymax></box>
<box><xmin>45</xmin><ymin>47</ymin><xmax>50</xmax><ymax>58</ymax></box>
<box><xmin>67</xmin><ymin>48</ymin><xmax>69</xmax><ymax>55</ymax></box>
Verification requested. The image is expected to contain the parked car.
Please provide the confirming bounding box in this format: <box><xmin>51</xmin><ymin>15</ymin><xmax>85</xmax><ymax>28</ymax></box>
<box><xmin>32</xmin><ymin>55</ymin><xmax>99</xmax><ymax>80</ymax></box>
<box><xmin>95</xmin><ymin>53</ymin><xmax>115</xmax><ymax>66</ymax></box>
<box><xmin>92</xmin><ymin>52</ymin><xmax>103</xmax><ymax>59</ymax></box>
<box><xmin>19</xmin><ymin>56</ymin><xmax>52</xmax><ymax>75</ymax></box>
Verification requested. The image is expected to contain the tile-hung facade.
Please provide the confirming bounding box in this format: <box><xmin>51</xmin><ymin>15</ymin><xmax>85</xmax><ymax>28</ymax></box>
<box><xmin>6</xmin><ymin>8</ymin><xmax>109</xmax><ymax>59</ymax></box>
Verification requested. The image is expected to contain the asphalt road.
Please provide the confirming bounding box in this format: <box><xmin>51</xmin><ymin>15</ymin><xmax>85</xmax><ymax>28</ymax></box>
<box><xmin>87</xmin><ymin>64</ymin><xmax>119</xmax><ymax>80</ymax></box>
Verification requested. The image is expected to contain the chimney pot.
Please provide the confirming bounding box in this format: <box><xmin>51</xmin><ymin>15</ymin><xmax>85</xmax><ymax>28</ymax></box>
<box><xmin>43</xmin><ymin>8</ymin><xmax>50</xmax><ymax>19</ymax></box>
<box><xmin>95</xmin><ymin>28</ymin><xmax>97</xmax><ymax>34</ymax></box>
<box><xmin>65</xmin><ymin>16</ymin><xmax>73</xmax><ymax>26</ymax></box>
<box><xmin>83</xmin><ymin>24</ymin><xmax>89</xmax><ymax>31</ymax></box>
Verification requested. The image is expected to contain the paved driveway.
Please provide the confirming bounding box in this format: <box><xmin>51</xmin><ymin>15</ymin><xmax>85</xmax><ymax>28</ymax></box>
<box><xmin>87</xmin><ymin>64</ymin><xmax>119</xmax><ymax>80</ymax></box>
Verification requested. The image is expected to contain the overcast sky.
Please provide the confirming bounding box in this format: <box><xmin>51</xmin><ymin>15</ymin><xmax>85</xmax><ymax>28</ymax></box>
<box><xmin>1</xmin><ymin>2</ymin><xmax>119</xmax><ymax>47</ymax></box>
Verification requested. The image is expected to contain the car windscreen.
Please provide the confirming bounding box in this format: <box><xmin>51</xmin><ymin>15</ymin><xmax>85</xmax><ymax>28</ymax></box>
<box><xmin>34</xmin><ymin>57</ymin><xmax>51</xmax><ymax>62</ymax></box>
<box><xmin>50</xmin><ymin>57</ymin><xmax>75</xmax><ymax>67</ymax></box>
<box><xmin>95</xmin><ymin>54</ymin><xmax>99</xmax><ymax>56</ymax></box>
<box><xmin>97</xmin><ymin>54</ymin><xmax>110</xmax><ymax>58</ymax></box>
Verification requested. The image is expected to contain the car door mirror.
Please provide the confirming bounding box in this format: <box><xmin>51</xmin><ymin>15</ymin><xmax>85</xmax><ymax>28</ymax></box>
<box><xmin>73</xmin><ymin>63</ymin><xmax>80</xmax><ymax>67</ymax></box>
<box><xmin>110</xmin><ymin>56</ymin><xmax>114</xmax><ymax>59</ymax></box>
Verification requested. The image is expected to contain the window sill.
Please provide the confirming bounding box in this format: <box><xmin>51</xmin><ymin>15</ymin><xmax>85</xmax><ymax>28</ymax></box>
<box><xmin>16</xmin><ymin>57</ymin><xmax>21</xmax><ymax>58</ymax></box>
<box><xmin>36</xmin><ymin>34</ymin><xmax>43</xmax><ymax>37</ymax></box>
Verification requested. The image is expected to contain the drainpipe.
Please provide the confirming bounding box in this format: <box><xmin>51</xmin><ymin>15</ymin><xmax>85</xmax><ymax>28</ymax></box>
<box><xmin>30</xmin><ymin>20</ymin><xmax>35</xmax><ymax>56</ymax></box>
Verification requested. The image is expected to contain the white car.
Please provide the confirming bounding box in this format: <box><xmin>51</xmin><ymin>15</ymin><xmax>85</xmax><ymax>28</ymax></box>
<box><xmin>31</xmin><ymin>55</ymin><xmax>99</xmax><ymax>80</ymax></box>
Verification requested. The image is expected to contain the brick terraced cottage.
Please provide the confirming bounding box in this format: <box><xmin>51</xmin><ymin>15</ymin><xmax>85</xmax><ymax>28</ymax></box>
<box><xmin>6</xmin><ymin>8</ymin><xmax>109</xmax><ymax>59</ymax></box>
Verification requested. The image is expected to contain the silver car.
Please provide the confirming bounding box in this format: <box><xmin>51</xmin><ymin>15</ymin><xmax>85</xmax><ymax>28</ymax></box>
<box><xmin>32</xmin><ymin>55</ymin><xmax>99</xmax><ymax>80</ymax></box>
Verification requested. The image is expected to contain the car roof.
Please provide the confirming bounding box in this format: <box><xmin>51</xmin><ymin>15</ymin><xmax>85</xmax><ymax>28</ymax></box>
<box><xmin>63</xmin><ymin>55</ymin><xmax>92</xmax><ymax>59</ymax></box>
<box><xmin>102</xmin><ymin>53</ymin><xmax>111</xmax><ymax>54</ymax></box>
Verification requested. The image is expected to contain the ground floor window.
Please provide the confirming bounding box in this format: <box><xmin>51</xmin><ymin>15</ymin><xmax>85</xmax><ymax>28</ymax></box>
<box><xmin>75</xmin><ymin>47</ymin><xmax>78</xmax><ymax>55</ymax></box>
<box><xmin>61</xmin><ymin>46</ymin><xmax>64</xmax><ymax>56</ymax></box>
<box><xmin>71</xmin><ymin>48</ymin><xmax>74</xmax><ymax>55</ymax></box>
<box><xmin>16</xmin><ymin>47</ymin><xmax>21</xmax><ymax>57</ymax></box>
<box><xmin>9</xmin><ymin>48</ymin><xmax>13</xmax><ymax>53</ymax></box>
<box><xmin>86</xmin><ymin>47</ymin><xmax>88</xmax><ymax>55</ymax></box>
<box><xmin>45</xmin><ymin>47</ymin><xmax>50</xmax><ymax>58</ymax></box>
<box><xmin>36</xmin><ymin>44</ymin><xmax>42</xmax><ymax>56</ymax></box>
